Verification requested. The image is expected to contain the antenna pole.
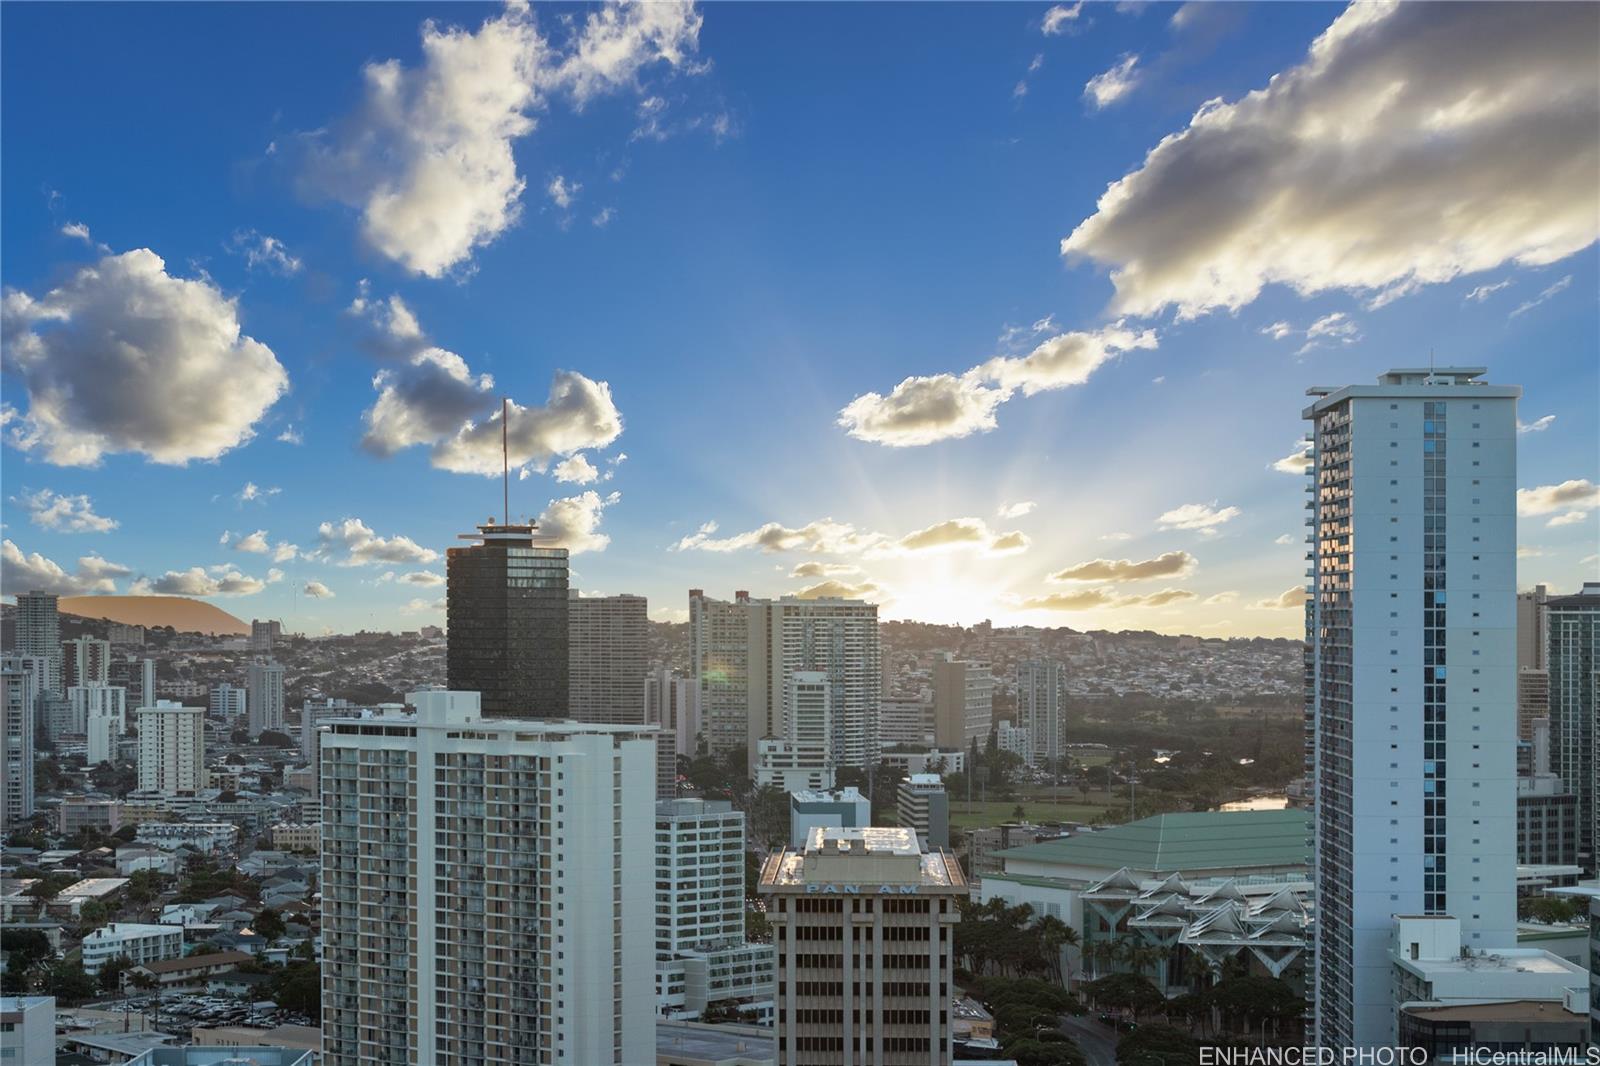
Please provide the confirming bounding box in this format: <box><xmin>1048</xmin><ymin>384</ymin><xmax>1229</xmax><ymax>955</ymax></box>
<box><xmin>502</xmin><ymin>396</ymin><xmax>509</xmax><ymax>525</ymax></box>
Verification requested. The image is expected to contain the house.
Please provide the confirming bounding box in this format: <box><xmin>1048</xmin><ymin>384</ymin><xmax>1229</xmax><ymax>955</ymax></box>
<box><xmin>157</xmin><ymin>903</ymin><xmax>217</xmax><ymax>928</ymax></box>
<box><xmin>115</xmin><ymin>846</ymin><xmax>180</xmax><ymax>877</ymax></box>
<box><xmin>128</xmin><ymin>950</ymin><xmax>252</xmax><ymax>990</ymax></box>
<box><xmin>204</xmin><ymin>970</ymin><xmax>272</xmax><ymax>997</ymax></box>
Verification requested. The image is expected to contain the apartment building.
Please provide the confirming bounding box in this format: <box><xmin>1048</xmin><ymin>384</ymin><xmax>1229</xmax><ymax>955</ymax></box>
<box><xmin>135</xmin><ymin>702</ymin><xmax>205</xmax><ymax>795</ymax></box>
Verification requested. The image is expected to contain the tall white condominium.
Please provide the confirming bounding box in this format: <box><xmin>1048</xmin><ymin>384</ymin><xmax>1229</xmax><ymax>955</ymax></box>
<box><xmin>136</xmin><ymin>701</ymin><xmax>205</xmax><ymax>795</ymax></box>
<box><xmin>644</xmin><ymin>666</ymin><xmax>702</xmax><ymax>760</ymax></box>
<box><xmin>245</xmin><ymin>659</ymin><xmax>285</xmax><ymax>738</ymax></box>
<box><xmin>757</xmin><ymin>673</ymin><xmax>836</xmax><ymax>792</ymax></box>
<box><xmin>320</xmin><ymin>691</ymin><xmax>656</xmax><ymax>1066</ymax></box>
<box><xmin>759</xmin><ymin>826</ymin><xmax>968</xmax><ymax>1066</ymax></box>
<box><xmin>933</xmin><ymin>658</ymin><xmax>993</xmax><ymax>750</ymax></box>
<box><xmin>72</xmin><ymin>686</ymin><xmax>126</xmax><ymax>764</ymax></box>
<box><xmin>653</xmin><ymin>798</ymin><xmax>775</xmax><ymax>1019</ymax></box>
<box><xmin>62</xmin><ymin>637</ymin><xmax>111</xmax><ymax>689</ymax></box>
<box><xmin>1</xmin><ymin>663</ymin><xmax>38</xmax><ymax>831</ymax></box>
<box><xmin>208</xmin><ymin>683</ymin><xmax>247</xmax><ymax>723</ymax></box>
<box><xmin>1546</xmin><ymin>582</ymin><xmax>1599</xmax><ymax>874</ymax></box>
<box><xmin>1016</xmin><ymin>659</ymin><xmax>1066</xmax><ymax>769</ymax></box>
<box><xmin>1303</xmin><ymin>368</ymin><xmax>1518</xmax><ymax>1049</ymax></box>
<box><xmin>14</xmin><ymin>591</ymin><xmax>61</xmax><ymax>695</ymax></box>
<box><xmin>570</xmin><ymin>593</ymin><xmax>672</xmax><ymax>796</ymax></box>
<box><xmin>691</xmin><ymin>590</ymin><xmax>883</xmax><ymax>772</ymax></box>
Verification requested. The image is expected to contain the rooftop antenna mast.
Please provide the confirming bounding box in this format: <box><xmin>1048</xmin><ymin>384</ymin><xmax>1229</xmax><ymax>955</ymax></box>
<box><xmin>502</xmin><ymin>396</ymin><xmax>509</xmax><ymax>525</ymax></box>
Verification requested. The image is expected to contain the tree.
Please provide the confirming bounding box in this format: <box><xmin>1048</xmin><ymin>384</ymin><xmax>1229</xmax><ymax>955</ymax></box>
<box><xmin>98</xmin><ymin>953</ymin><xmax>134</xmax><ymax>992</ymax></box>
<box><xmin>125</xmin><ymin>869</ymin><xmax>170</xmax><ymax>906</ymax></box>
<box><xmin>1082</xmin><ymin>972</ymin><xmax>1164</xmax><ymax>1021</ymax></box>
<box><xmin>747</xmin><ymin>786</ymin><xmax>789</xmax><ymax>849</ymax></box>
<box><xmin>268</xmin><ymin>961</ymin><xmax>320</xmax><ymax>1020</ymax></box>
<box><xmin>1</xmin><ymin>927</ymin><xmax>53</xmax><ymax>979</ymax></box>
<box><xmin>40</xmin><ymin>960</ymin><xmax>97</xmax><ymax>1005</ymax></box>
<box><xmin>257</xmin><ymin>729</ymin><xmax>294</xmax><ymax>748</ymax></box>
<box><xmin>253</xmin><ymin>907</ymin><xmax>286</xmax><ymax>942</ymax></box>
<box><xmin>1118</xmin><ymin>1023</ymin><xmax>1202</xmax><ymax>1066</ymax></box>
<box><xmin>127</xmin><ymin>970</ymin><xmax>159</xmax><ymax>992</ymax></box>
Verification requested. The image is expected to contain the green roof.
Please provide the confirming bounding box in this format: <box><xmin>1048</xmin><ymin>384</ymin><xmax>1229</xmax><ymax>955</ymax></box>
<box><xmin>997</xmin><ymin>809</ymin><xmax>1310</xmax><ymax>874</ymax></box>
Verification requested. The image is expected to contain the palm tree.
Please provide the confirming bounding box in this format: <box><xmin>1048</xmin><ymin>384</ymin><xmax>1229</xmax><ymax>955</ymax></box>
<box><xmin>1034</xmin><ymin>914</ymin><xmax>1077</xmax><ymax>985</ymax></box>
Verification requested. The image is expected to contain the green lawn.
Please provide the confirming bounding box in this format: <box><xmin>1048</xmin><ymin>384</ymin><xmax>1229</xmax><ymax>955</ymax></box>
<box><xmin>948</xmin><ymin>796</ymin><xmax>1121</xmax><ymax>831</ymax></box>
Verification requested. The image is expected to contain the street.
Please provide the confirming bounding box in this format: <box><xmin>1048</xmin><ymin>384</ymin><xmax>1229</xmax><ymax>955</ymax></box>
<box><xmin>1060</xmin><ymin>1013</ymin><xmax>1120</xmax><ymax>1066</ymax></box>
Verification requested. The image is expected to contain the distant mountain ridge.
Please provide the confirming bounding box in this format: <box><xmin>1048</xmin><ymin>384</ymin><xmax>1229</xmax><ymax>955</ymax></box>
<box><xmin>58</xmin><ymin>595</ymin><xmax>249</xmax><ymax>636</ymax></box>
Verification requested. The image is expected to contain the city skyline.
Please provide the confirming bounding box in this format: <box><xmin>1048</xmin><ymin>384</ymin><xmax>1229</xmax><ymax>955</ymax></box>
<box><xmin>2</xmin><ymin>2</ymin><xmax>1597</xmax><ymax>640</ymax></box>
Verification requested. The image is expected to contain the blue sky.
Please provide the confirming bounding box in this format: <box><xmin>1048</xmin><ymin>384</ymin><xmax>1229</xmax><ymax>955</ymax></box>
<box><xmin>2</xmin><ymin>1</ymin><xmax>1596</xmax><ymax>636</ymax></box>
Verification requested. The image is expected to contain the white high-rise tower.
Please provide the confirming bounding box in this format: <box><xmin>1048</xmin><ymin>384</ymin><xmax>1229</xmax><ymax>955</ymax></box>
<box><xmin>1303</xmin><ymin>368</ymin><xmax>1518</xmax><ymax>1048</ymax></box>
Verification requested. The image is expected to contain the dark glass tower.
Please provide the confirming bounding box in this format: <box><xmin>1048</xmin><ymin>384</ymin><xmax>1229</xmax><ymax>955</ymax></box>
<box><xmin>446</xmin><ymin>523</ymin><xmax>570</xmax><ymax>718</ymax></box>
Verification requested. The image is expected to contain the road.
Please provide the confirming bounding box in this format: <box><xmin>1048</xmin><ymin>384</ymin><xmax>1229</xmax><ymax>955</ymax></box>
<box><xmin>1060</xmin><ymin>1013</ymin><xmax>1120</xmax><ymax>1066</ymax></box>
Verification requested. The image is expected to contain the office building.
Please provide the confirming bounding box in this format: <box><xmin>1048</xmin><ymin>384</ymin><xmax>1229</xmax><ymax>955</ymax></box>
<box><xmin>691</xmin><ymin>591</ymin><xmax>882</xmax><ymax>773</ymax></box>
<box><xmin>1303</xmin><ymin>368</ymin><xmax>1518</xmax><ymax>1048</ymax></box>
<box><xmin>878</xmin><ymin>697</ymin><xmax>932</xmax><ymax>748</ymax></box>
<box><xmin>757</xmin><ymin>673</ymin><xmax>834</xmax><ymax>792</ymax></box>
<box><xmin>896</xmin><ymin>774</ymin><xmax>949</xmax><ymax>849</ymax></box>
<box><xmin>447</xmin><ymin>521</ymin><xmax>570</xmax><ymax>719</ymax></box>
<box><xmin>788</xmin><ymin>788</ymin><xmax>871</xmax><ymax>848</ymax></box>
<box><xmin>1546</xmin><ymin>582</ymin><xmax>1598</xmax><ymax>874</ymax></box>
<box><xmin>246</xmin><ymin>660</ymin><xmax>285</xmax><ymax>738</ymax></box>
<box><xmin>877</xmin><ymin>749</ymin><xmax>964</xmax><ymax>778</ymax></box>
<box><xmin>1518</xmin><ymin>718</ymin><xmax>1579</xmax><ymax>867</ymax></box>
<box><xmin>755</xmin><ymin>739</ymin><xmax>835</xmax><ymax>793</ymax></box>
<box><xmin>570</xmin><ymin>593</ymin><xmax>672</xmax><ymax>796</ymax></box>
<box><xmin>109</xmin><ymin>656</ymin><xmax>156</xmax><ymax>712</ymax></box>
<box><xmin>645</xmin><ymin>666</ymin><xmax>702</xmax><ymax>760</ymax></box>
<box><xmin>75</xmin><ymin>685</ymin><xmax>127</xmax><ymax>765</ymax></box>
<box><xmin>1016</xmin><ymin>659</ymin><xmax>1065</xmax><ymax>769</ymax></box>
<box><xmin>136</xmin><ymin>702</ymin><xmax>205</xmax><ymax>795</ymax></box>
<box><xmin>0</xmin><ymin>996</ymin><xmax>54</xmax><ymax>1066</ymax></box>
<box><xmin>1</xmin><ymin>663</ymin><xmax>38</xmax><ymax>832</ymax></box>
<box><xmin>1517</xmin><ymin>668</ymin><xmax>1551</xmax><ymax>745</ymax></box>
<box><xmin>251</xmin><ymin>618</ymin><xmax>281</xmax><ymax>654</ymax></box>
<box><xmin>62</xmin><ymin>637</ymin><xmax>111</xmax><ymax>689</ymax></box>
<box><xmin>932</xmin><ymin>659</ymin><xmax>992</xmax><ymax>750</ymax></box>
<box><xmin>760</xmin><ymin>826</ymin><xmax>968</xmax><ymax>1066</ymax></box>
<box><xmin>209</xmin><ymin>683</ymin><xmax>247</xmax><ymax>723</ymax></box>
<box><xmin>81</xmin><ymin>922</ymin><xmax>185</xmax><ymax>975</ymax></box>
<box><xmin>13</xmin><ymin>591</ymin><xmax>61</xmax><ymax>695</ymax></box>
<box><xmin>320</xmin><ymin>691</ymin><xmax>654</xmax><ymax>1066</ymax></box>
<box><xmin>654</xmin><ymin>799</ymin><xmax>776</xmax><ymax>1021</ymax></box>
<box><xmin>1518</xmin><ymin>584</ymin><xmax>1550</xmax><ymax>671</ymax></box>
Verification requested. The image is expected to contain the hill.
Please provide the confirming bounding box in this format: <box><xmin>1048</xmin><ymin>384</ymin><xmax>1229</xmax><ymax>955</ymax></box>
<box><xmin>58</xmin><ymin>595</ymin><xmax>249</xmax><ymax>636</ymax></box>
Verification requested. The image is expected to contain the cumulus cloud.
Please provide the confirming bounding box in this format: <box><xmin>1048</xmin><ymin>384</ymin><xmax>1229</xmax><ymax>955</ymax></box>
<box><xmin>536</xmin><ymin>490</ymin><xmax>619</xmax><ymax>554</ymax></box>
<box><xmin>317</xmin><ymin>517</ymin><xmax>439</xmax><ymax>566</ymax></box>
<box><xmin>399</xmin><ymin>570</ymin><xmax>445</xmax><ymax>586</ymax></box>
<box><xmin>1099</xmin><ymin>531</ymin><xmax>1133</xmax><ymax>542</ymax></box>
<box><xmin>839</xmin><ymin>323</ymin><xmax>1156</xmax><ymax>446</ymax></box>
<box><xmin>300</xmin><ymin>2</ymin><xmax>701</xmax><ymax>277</ymax></box>
<box><xmin>1271</xmin><ymin>440</ymin><xmax>1313</xmax><ymax>474</ymax></box>
<box><xmin>1546</xmin><ymin>511</ymin><xmax>1590</xmax><ymax>528</ymax></box>
<box><xmin>1509</xmin><ymin>275</ymin><xmax>1573</xmax><ymax>318</ymax></box>
<box><xmin>793</xmin><ymin>578</ymin><xmax>884</xmax><ymax>601</ymax></box>
<box><xmin>16</xmin><ymin>489</ymin><xmax>118</xmax><ymax>533</ymax></box>
<box><xmin>1517</xmin><ymin>415</ymin><xmax>1555</xmax><ymax>434</ymax></box>
<box><xmin>401</xmin><ymin>596</ymin><xmax>444</xmax><ymax>614</ymax></box>
<box><xmin>136</xmin><ymin>566</ymin><xmax>267</xmax><ymax>597</ymax></box>
<box><xmin>1041</xmin><ymin>2</ymin><xmax>1083</xmax><ymax>35</ymax></box>
<box><xmin>1119</xmin><ymin>587</ymin><xmax>1196</xmax><ymax>607</ymax></box>
<box><xmin>675</xmin><ymin>515</ymin><xmax>1026</xmax><ymax>558</ymax></box>
<box><xmin>1274</xmin><ymin>534</ymin><xmax>1296</xmax><ymax>546</ymax></box>
<box><xmin>1084</xmin><ymin>54</ymin><xmax>1141</xmax><ymax>108</ymax></box>
<box><xmin>790</xmin><ymin>561</ymin><xmax>861</xmax><ymax>580</ymax></box>
<box><xmin>237</xmin><ymin>482</ymin><xmax>281</xmax><ymax>504</ymax></box>
<box><xmin>1</xmin><ymin>540</ymin><xmax>130</xmax><ymax>596</ymax></box>
<box><xmin>1294</xmin><ymin>312</ymin><xmax>1361</xmax><ymax>355</ymax></box>
<box><xmin>1517</xmin><ymin>480</ymin><xmax>1599</xmax><ymax>519</ymax></box>
<box><xmin>433</xmin><ymin>371</ymin><xmax>623</xmax><ymax>475</ymax></box>
<box><xmin>1</xmin><ymin>249</ymin><xmax>288</xmax><ymax>466</ymax></box>
<box><xmin>304</xmin><ymin>580</ymin><xmax>335</xmax><ymax>599</ymax></box>
<box><xmin>998</xmin><ymin>501</ymin><xmax>1037</xmax><ymax>519</ymax></box>
<box><xmin>897</xmin><ymin>518</ymin><xmax>1030</xmax><ymax>556</ymax></box>
<box><xmin>276</xmin><ymin>425</ymin><xmax>304</xmax><ymax>445</ymax></box>
<box><xmin>1060</xmin><ymin>2</ymin><xmax>1600</xmax><ymax>319</ymax></box>
<box><xmin>1048</xmin><ymin>550</ymin><xmax>1196</xmax><ymax>583</ymax></box>
<box><xmin>1204</xmin><ymin>590</ymin><xmax>1239</xmax><ymax>605</ymax></box>
<box><xmin>1252</xmin><ymin>586</ymin><xmax>1306</xmax><ymax>610</ymax></box>
<box><xmin>552</xmin><ymin>453</ymin><xmax>600</xmax><ymax>484</ymax></box>
<box><xmin>1157</xmin><ymin>502</ymin><xmax>1240</xmax><ymax>532</ymax></box>
<box><xmin>1020</xmin><ymin>588</ymin><xmax>1117</xmax><ymax>612</ymax></box>
<box><xmin>233</xmin><ymin>530</ymin><xmax>271</xmax><ymax>554</ymax></box>
<box><xmin>60</xmin><ymin>221</ymin><xmax>95</xmax><ymax>245</ymax></box>
<box><xmin>546</xmin><ymin>175</ymin><xmax>581</xmax><ymax>209</ymax></box>
<box><xmin>228</xmin><ymin>229</ymin><xmax>302</xmax><ymax>275</ymax></box>
<box><xmin>1259</xmin><ymin>321</ymin><xmax>1294</xmax><ymax>340</ymax></box>
<box><xmin>364</xmin><ymin>347</ymin><xmax>496</xmax><ymax>456</ymax></box>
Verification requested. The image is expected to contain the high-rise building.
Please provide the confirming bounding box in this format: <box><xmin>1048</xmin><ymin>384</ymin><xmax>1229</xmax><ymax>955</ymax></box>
<box><xmin>1303</xmin><ymin>368</ymin><xmax>1518</xmax><ymax>1048</ymax></box>
<box><xmin>653</xmin><ymin>798</ymin><xmax>775</xmax><ymax>1020</ymax></box>
<box><xmin>1016</xmin><ymin>659</ymin><xmax>1065</xmax><ymax>769</ymax></box>
<box><xmin>996</xmin><ymin>719</ymin><xmax>1032</xmax><ymax>765</ymax></box>
<box><xmin>208</xmin><ymin>683</ymin><xmax>247</xmax><ymax>724</ymax></box>
<box><xmin>136</xmin><ymin>701</ymin><xmax>205</xmax><ymax>795</ymax></box>
<box><xmin>932</xmin><ymin>658</ymin><xmax>993</xmax><ymax>751</ymax></box>
<box><xmin>72</xmin><ymin>686</ymin><xmax>126</xmax><ymax>764</ymax></box>
<box><xmin>1517</xmin><ymin>584</ymin><xmax>1550</xmax><ymax>671</ymax></box>
<box><xmin>319</xmin><ymin>691</ymin><xmax>655</xmax><ymax>1066</ymax></box>
<box><xmin>62</xmin><ymin>638</ymin><xmax>111</xmax><ymax>689</ymax></box>
<box><xmin>250</xmin><ymin>619</ymin><xmax>281</xmax><ymax>654</ymax></box>
<box><xmin>1546</xmin><ymin>582</ymin><xmax>1599</xmax><ymax>874</ymax></box>
<box><xmin>447</xmin><ymin>522</ymin><xmax>570</xmax><ymax>718</ymax></box>
<box><xmin>689</xmin><ymin>591</ymin><xmax>881</xmax><ymax>772</ymax></box>
<box><xmin>1517</xmin><ymin>668</ymin><xmax>1551</xmax><ymax>744</ymax></box>
<box><xmin>1</xmin><ymin>663</ymin><xmax>38</xmax><ymax>832</ymax></box>
<box><xmin>879</xmin><ymin>697</ymin><xmax>933</xmax><ymax>748</ymax></box>
<box><xmin>246</xmin><ymin>660</ymin><xmax>285</xmax><ymax>738</ymax></box>
<box><xmin>14</xmin><ymin>591</ymin><xmax>61</xmax><ymax>695</ymax></box>
<box><xmin>570</xmin><ymin>593</ymin><xmax>671</xmax><ymax>795</ymax></box>
<box><xmin>108</xmin><ymin>622</ymin><xmax>145</xmax><ymax>646</ymax></box>
<box><xmin>896</xmin><ymin>773</ymin><xmax>949</xmax><ymax>849</ymax></box>
<box><xmin>1517</xmin><ymin>719</ymin><xmax>1579</xmax><ymax>867</ymax></box>
<box><xmin>109</xmin><ymin>656</ymin><xmax>155</xmax><ymax>712</ymax></box>
<box><xmin>760</xmin><ymin>826</ymin><xmax>968</xmax><ymax>1066</ymax></box>
<box><xmin>757</xmin><ymin>672</ymin><xmax>835</xmax><ymax>791</ymax></box>
<box><xmin>644</xmin><ymin>666</ymin><xmax>701</xmax><ymax>760</ymax></box>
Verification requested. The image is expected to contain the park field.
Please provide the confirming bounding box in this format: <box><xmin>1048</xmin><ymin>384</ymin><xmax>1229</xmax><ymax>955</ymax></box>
<box><xmin>946</xmin><ymin>789</ymin><xmax>1127</xmax><ymax>831</ymax></box>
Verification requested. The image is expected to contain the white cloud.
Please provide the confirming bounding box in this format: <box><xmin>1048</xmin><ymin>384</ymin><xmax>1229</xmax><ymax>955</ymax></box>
<box><xmin>1251</xmin><ymin>586</ymin><xmax>1305</xmax><ymax>610</ymax></box>
<box><xmin>536</xmin><ymin>490</ymin><xmax>619</xmax><ymax>554</ymax></box>
<box><xmin>546</xmin><ymin>174</ymin><xmax>581</xmax><ymax>209</ymax></box>
<box><xmin>1465</xmin><ymin>279</ymin><xmax>1511</xmax><ymax>302</ymax></box>
<box><xmin>793</xmin><ymin>578</ymin><xmax>884</xmax><ymax>602</ymax></box>
<box><xmin>839</xmin><ymin>322</ymin><xmax>1156</xmax><ymax>446</ymax></box>
<box><xmin>272</xmin><ymin>541</ymin><xmax>299</xmax><ymax>562</ymax></box>
<box><xmin>401</xmin><ymin>596</ymin><xmax>444</xmax><ymax>614</ymax></box>
<box><xmin>1084</xmin><ymin>54</ymin><xmax>1141</xmax><ymax>109</ymax></box>
<box><xmin>790</xmin><ymin>561</ymin><xmax>861</xmax><ymax>580</ymax></box>
<box><xmin>1204</xmin><ymin>590</ymin><xmax>1238</xmax><ymax>605</ymax></box>
<box><xmin>1547</xmin><ymin>511</ymin><xmax>1590</xmax><ymax>528</ymax></box>
<box><xmin>1</xmin><ymin>540</ymin><xmax>130</xmax><ymax>596</ymax></box>
<box><xmin>1019</xmin><ymin>588</ymin><xmax>1116</xmax><ymax>612</ymax></box>
<box><xmin>1293</xmin><ymin>311</ymin><xmax>1361</xmax><ymax>355</ymax></box>
<box><xmin>276</xmin><ymin>425</ymin><xmax>303</xmax><ymax>445</ymax></box>
<box><xmin>1099</xmin><ymin>531</ymin><xmax>1133</xmax><ymax>542</ymax></box>
<box><xmin>1</xmin><ymin>249</ymin><xmax>288</xmax><ymax>466</ymax></box>
<box><xmin>1049</xmin><ymin>550</ymin><xmax>1197</xmax><ymax>583</ymax></box>
<box><xmin>1157</xmin><ymin>502</ymin><xmax>1240</xmax><ymax>532</ymax></box>
<box><xmin>266</xmin><ymin>568</ymin><xmax>285</xmax><ymax>584</ymax></box>
<box><xmin>674</xmin><ymin>518</ymin><xmax>886</xmax><ymax>555</ymax></box>
<box><xmin>1274</xmin><ymin>534</ymin><xmax>1296</xmax><ymax>546</ymax></box>
<box><xmin>1259</xmin><ymin>321</ymin><xmax>1294</xmax><ymax>340</ymax></box>
<box><xmin>317</xmin><ymin>517</ymin><xmax>439</xmax><ymax>566</ymax></box>
<box><xmin>304</xmin><ymin>580</ymin><xmax>335</xmax><ymax>599</ymax></box>
<box><xmin>399</xmin><ymin>570</ymin><xmax>445</xmax><ymax>586</ymax></box>
<box><xmin>135</xmin><ymin>566</ymin><xmax>267</xmax><ymax>597</ymax></box>
<box><xmin>364</xmin><ymin>346</ymin><xmax>496</xmax><ymax>455</ymax></box>
<box><xmin>552</xmin><ymin>453</ymin><xmax>600</xmax><ymax>484</ymax></box>
<box><xmin>60</xmin><ymin>221</ymin><xmax>95</xmax><ymax>244</ymax></box>
<box><xmin>1509</xmin><ymin>275</ymin><xmax>1573</xmax><ymax>318</ymax></box>
<box><xmin>233</xmin><ymin>530</ymin><xmax>271</xmax><ymax>554</ymax></box>
<box><xmin>1517</xmin><ymin>479</ymin><xmax>1599</xmax><ymax>517</ymax></box>
<box><xmin>897</xmin><ymin>518</ymin><xmax>1029</xmax><ymax>556</ymax></box>
<box><xmin>1271</xmin><ymin>439</ymin><xmax>1313</xmax><ymax>474</ymax></box>
<box><xmin>1061</xmin><ymin>3</ymin><xmax>1600</xmax><ymax>319</ymax></box>
<box><xmin>1041</xmin><ymin>2</ymin><xmax>1083</xmax><ymax>35</ymax></box>
<box><xmin>433</xmin><ymin>371</ymin><xmax>623</xmax><ymax>475</ymax></box>
<box><xmin>16</xmin><ymin>489</ymin><xmax>117</xmax><ymax>533</ymax></box>
<box><xmin>998</xmin><ymin>500</ymin><xmax>1036</xmax><ymax>519</ymax></box>
<box><xmin>237</xmin><ymin>482</ymin><xmax>281</xmax><ymax>504</ymax></box>
<box><xmin>228</xmin><ymin>229</ymin><xmax>302</xmax><ymax>275</ymax></box>
<box><xmin>1517</xmin><ymin>415</ymin><xmax>1555</xmax><ymax>434</ymax></box>
<box><xmin>592</xmin><ymin>206</ymin><xmax>617</xmax><ymax>228</ymax></box>
<box><xmin>300</xmin><ymin>2</ymin><xmax>701</xmax><ymax>277</ymax></box>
